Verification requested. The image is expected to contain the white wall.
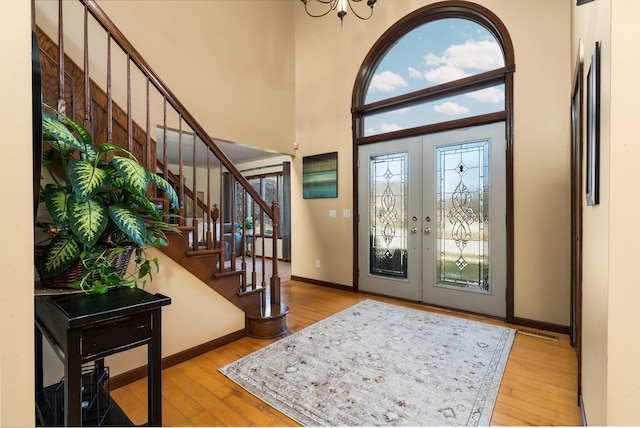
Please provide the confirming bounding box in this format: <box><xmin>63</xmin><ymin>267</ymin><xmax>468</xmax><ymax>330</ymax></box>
<box><xmin>573</xmin><ymin>0</ymin><xmax>640</xmax><ymax>424</ymax></box>
<box><xmin>0</xmin><ymin>1</ymin><xmax>35</xmax><ymax>426</ymax></box>
<box><xmin>293</xmin><ymin>0</ymin><xmax>572</xmax><ymax>326</ymax></box>
<box><xmin>571</xmin><ymin>0</ymin><xmax>610</xmax><ymax>424</ymax></box>
<box><xmin>11</xmin><ymin>1</ymin><xmax>640</xmax><ymax>425</ymax></box>
<box><xmin>607</xmin><ymin>2</ymin><xmax>640</xmax><ymax>422</ymax></box>
<box><xmin>35</xmin><ymin>0</ymin><xmax>574</xmax><ymax>328</ymax></box>
<box><xmin>93</xmin><ymin>0</ymin><xmax>296</xmax><ymax>158</ymax></box>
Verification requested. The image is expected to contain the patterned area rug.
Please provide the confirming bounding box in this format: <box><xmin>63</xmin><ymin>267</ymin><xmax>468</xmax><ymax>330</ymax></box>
<box><xmin>220</xmin><ymin>300</ymin><xmax>515</xmax><ymax>426</ymax></box>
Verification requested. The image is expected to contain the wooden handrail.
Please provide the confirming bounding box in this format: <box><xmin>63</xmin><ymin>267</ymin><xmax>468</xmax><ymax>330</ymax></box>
<box><xmin>39</xmin><ymin>0</ymin><xmax>285</xmax><ymax>315</ymax></box>
<box><xmin>80</xmin><ymin>0</ymin><xmax>274</xmax><ymax>219</ymax></box>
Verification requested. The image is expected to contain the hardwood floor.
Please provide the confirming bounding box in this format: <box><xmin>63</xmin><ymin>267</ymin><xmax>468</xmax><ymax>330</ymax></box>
<box><xmin>111</xmin><ymin>280</ymin><xmax>583</xmax><ymax>426</ymax></box>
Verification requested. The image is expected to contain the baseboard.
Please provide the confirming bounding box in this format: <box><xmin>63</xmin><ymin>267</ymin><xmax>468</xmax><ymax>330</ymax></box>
<box><xmin>108</xmin><ymin>328</ymin><xmax>245</xmax><ymax>390</ymax></box>
<box><xmin>512</xmin><ymin>316</ymin><xmax>570</xmax><ymax>335</ymax></box>
<box><xmin>290</xmin><ymin>275</ymin><xmax>355</xmax><ymax>292</ymax></box>
<box><xmin>579</xmin><ymin>393</ymin><xmax>587</xmax><ymax>426</ymax></box>
<box><xmin>291</xmin><ymin>277</ymin><xmax>570</xmax><ymax>335</ymax></box>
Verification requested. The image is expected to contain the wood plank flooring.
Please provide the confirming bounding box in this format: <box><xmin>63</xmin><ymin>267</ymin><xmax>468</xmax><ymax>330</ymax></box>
<box><xmin>111</xmin><ymin>280</ymin><xmax>583</xmax><ymax>426</ymax></box>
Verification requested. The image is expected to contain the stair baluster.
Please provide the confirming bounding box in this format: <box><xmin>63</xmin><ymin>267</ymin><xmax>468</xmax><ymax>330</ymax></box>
<box><xmin>35</xmin><ymin>0</ymin><xmax>288</xmax><ymax>338</ymax></box>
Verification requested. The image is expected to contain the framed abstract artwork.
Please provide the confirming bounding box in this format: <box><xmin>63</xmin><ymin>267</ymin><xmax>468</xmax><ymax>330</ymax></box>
<box><xmin>303</xmin><ymin>152</ymin><xmax>338</xmax><ymax>199</ymax></box>
<box><xmin>586</xmin><ymin>41</ymin><xmax>600</xmax><ymax>206</ymax></box>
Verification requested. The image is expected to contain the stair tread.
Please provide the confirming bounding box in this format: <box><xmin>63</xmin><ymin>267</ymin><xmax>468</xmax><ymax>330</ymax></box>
<box><xmin>186</xmin><ymin>247</ymin><xmax>223</xmax><ymax>257</ymax></box>
<box><xmin>213</xmin><ymin>269</ymin><xmax>244</xmax><ymax>279</ymax></box>
<box><xmin>238</xmin><ymin>285</ymin><xmax>264</xmax><ymax>297</ymax></box>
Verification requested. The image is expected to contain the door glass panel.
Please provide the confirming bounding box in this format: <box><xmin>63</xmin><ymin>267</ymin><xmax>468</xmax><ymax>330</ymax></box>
<box><xmin>436</xmin><ymin>141</ymin><xmax>489</xmax><ymax>292</ymax></box>
<box><xmin>369</xmin><ymin>152</ymin><xmax>408</xmax><ymax>279</ymax></box>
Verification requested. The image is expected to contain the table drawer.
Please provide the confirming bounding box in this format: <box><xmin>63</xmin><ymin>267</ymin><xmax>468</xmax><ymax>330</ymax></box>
<box><xmin>81</xmin><ymin>314</ymin><xmax>152</xmax><ymax>358</ymax></box>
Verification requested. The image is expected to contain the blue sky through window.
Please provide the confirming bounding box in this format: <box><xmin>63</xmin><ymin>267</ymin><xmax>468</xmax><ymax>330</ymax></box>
<box><xmin>364</xmin><ymin>18</ymin><xmax>505</xmax><ymax>136</ymax></box>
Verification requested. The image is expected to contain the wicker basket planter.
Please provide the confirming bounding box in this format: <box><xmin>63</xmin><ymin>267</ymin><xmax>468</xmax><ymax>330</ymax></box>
<box><xmin>36</xmin><ymin>246</ymin><xmax>134</xmax><ymax>289</ymax></box>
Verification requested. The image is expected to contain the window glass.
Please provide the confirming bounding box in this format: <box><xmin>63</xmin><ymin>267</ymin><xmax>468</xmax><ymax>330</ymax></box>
<box><xmin>365</xmin><ymin>18</ymin><xmax>504</xmax><ymax>105</ymax></box>
<box><xmin>233</xmin><ymin>174</ymin><xmax>282</xmax><ymax>237</ymax></box>
<box><xmin>364</xmin><ymin>83</ymin><xmax>504</xmax><ymax>136</ymax></box>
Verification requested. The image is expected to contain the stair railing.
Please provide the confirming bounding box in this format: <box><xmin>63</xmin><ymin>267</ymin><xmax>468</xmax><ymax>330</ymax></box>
<box><xmin>36</xmin><ymin>0</ymin><xmax>281</xmax><ymax>305</ymax></box>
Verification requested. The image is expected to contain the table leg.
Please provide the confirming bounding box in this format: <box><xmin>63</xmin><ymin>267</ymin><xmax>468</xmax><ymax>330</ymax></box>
<box><xmin>64</xmin><ymin>330</ymin><xmax>82</xmax><ymax>426</ymax></box>
<box><xmin>35</xmin><ymin>326</ymin><xmax>43</xmax><ymax>393</ymax></box>
<box><xmin>148</xmin><ymin>309</ymin><xmax>163</xmax><ymax>426</ymax></box>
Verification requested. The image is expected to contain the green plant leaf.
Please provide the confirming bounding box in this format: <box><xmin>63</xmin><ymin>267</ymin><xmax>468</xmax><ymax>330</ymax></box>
<box><xmin>68</xmin><ymin>198</ymin><xmax>109</xmax><ymax>247</ymax></box>
<box><xmin>68</xmin><ymin>158</ymin><xmax>110</xmax><ymax>201</ymax></box>
<box><xmin>63</xmin><ymin>113</ymin><xmax>92</xmax><ymax>147</ymax></box>
<box><xmin>41</xmin><ymin>148</ymin><xmax>55</xmax><ymax>165</ymax></box>
<box><xmin>98</xmin><ymin>143</ymin><xmax>134</xmax><ymax>158</ymax></box>
<box><xmin>109</xmin><ymin>205</ymin><xmax>146</xmax><ymax>246</ymax></box>
<box><xmin>80</xmin><ymin>144</ymin><xmax>99</xmax><ymax>164</ymax></box>
<box><xmin>42</xmin><ymin>114</ymin><xmax>84</xmax><ymax>153</ymax></box>
<box><xmin>39</xmin><ymin>233</ymin><xmax>81</xmax><ymax>276</ymax></box>
<box><xmin>150</xmin><ymin>173</ymin><xmax>179</xmax><ymax>208</ymax></box>
<box><xmin>87</xmin><ymin>283</ymin><xmax>109</xmax><ymax>295</ymax></box>
<box><xmin>112</xmin><ymin>156</ymin><xmax>150</xmax><ymax>196</ymax></box>
<box><xmin>43</xmin><ymin>188</ymin><xmax>71</xmax><ymax>226</ymax></box>
<box><xmin>130</xmin><ymin>194</ymin><xmax>162</xmax><ymax>221</ymax></box>
<box><xmin>102</xmin><ymin>164</ymin><xmax>126</xmax><ymax>189</ymax></box>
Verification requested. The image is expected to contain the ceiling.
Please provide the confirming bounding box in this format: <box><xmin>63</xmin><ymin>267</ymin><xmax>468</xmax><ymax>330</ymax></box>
<box><xmin>155</xmin><ymin>127</ymin><xmax>286</xmax><ymax>167</ymax></box>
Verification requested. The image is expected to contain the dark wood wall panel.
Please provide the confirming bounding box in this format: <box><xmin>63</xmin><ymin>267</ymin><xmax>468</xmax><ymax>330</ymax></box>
<box><xmin>37</xmin><ymin>27</ymin><xmax>155</xmax><ymax>169</ymax></box>
<box><xmin>37</xmin><ymin>31</ymin><xmax>84</xmax><ymax>122</ymax></box>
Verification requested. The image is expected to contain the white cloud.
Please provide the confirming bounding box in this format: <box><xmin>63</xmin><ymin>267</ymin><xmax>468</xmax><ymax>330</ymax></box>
<box><xmin>445</xmin><ymin>40</ymin><xmax>503</xmax><ymax>70</ymax></box>
<box><xmin>425</xmin><ymin>52</ymin><xmax>446</xmax><ymax>67</ymax></box>
<box><xmin>433</xmin><ymin>102</ymin><xmax>470</xmax><ymax>115</ymax></box>
<box><xmin>408</xmin><ymin>67</ymin><xmax>423</xmax><ymax>79</ymax></box>
<box><xmin>369</xmin><ymin>70</ymin><xmax>408</xmax><ymax>92</ymax></box>
<box><xmin>422</xmin><ymin>39</ymin><xmax>503</xmax><ymax>85</ymax></box>
<box><xmin>424</xmin><ymin>65</ymin><xmax>469</xmax><ymax>85</ymax></box>
<box><xmin>467</xmin><ymin>87</ymin><xmax>504</xmax><ymax>103</ymax></box>
<box><xmin>380</xmin><ymin>122</ymin><xmax>403</xmax><ymax>133</ymax></box>
<box><xmin>392</xmin><ymin>108</ymin><xmax>411</xmax><ymax>115</ymax></box>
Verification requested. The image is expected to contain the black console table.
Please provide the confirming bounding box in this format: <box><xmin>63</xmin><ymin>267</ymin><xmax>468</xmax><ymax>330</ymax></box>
<box><xmin>35</xmin><ymin>287</ymin><xmax>171</xmax><ymax>426</ymax></box>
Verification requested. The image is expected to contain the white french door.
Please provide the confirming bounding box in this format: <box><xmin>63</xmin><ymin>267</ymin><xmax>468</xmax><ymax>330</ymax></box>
<box><xmin>358</xmin><ymin>123</ymin><xmax>506</xmax><ymax>317</ymax></box>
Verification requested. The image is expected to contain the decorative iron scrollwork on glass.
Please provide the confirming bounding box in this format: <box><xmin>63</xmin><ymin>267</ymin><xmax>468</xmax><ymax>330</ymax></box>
<box><xmin>369</xmin><ymin>153</ymin><xmax>408</xmax><ymax>279</ymax></box>
<box><xmin>437</xmin><ymin>142</ymin><xmax>489</xmax><ymax>292</ymax></box>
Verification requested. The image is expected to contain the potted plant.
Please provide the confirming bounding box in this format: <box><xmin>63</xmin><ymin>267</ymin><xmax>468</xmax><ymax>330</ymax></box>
<box><xmin>244</xmin><ymin>216</ymin><xmax>253</xmax><ymax>231</ymax></box>
<box><xmin>36</xmin><ymin>105</ymin><xmax>179</xmax><ymax>294</ymax></box>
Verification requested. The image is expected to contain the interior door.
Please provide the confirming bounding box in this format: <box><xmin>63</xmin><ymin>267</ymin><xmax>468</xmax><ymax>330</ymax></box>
<box><xmin>358</xmin><ymin>123</ymin><xmax>506</xmax><ymax>317</ymax></box>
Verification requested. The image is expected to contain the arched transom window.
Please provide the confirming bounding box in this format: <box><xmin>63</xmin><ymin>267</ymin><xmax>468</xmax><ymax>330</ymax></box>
<box><xmin>352</xmin><ymin>2</ymin><xmax>515</xmax><ymax>142</ymax></box>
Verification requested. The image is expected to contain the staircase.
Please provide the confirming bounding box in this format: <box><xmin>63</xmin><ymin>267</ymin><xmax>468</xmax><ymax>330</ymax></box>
<box><xmin>34</xmin><ymin>0</ymin><xmax>288</xmax><ymax>338</ymax></box>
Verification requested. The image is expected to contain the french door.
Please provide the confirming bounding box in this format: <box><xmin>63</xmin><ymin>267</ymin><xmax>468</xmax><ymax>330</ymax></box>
<box><xmin>357</xmin><ymin>123</ymin><xmax>506</xmax><ymax>317</ymax></box>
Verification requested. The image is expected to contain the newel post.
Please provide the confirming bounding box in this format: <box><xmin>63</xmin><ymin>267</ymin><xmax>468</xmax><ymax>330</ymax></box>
<box><xmin>270</xmin><ymin>201</ymin><xmax>281</xmax><ymax>305</ymax></box>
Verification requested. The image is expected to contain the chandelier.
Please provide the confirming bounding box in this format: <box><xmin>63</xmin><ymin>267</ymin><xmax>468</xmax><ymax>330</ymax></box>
<box><xmin>300</xmin><ymin>0</ymin><xmax>377</xmax><ymax>28</ymax></box>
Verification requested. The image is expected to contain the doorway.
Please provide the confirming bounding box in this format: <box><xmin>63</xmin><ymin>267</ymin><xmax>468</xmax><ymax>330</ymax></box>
<box><xmin>358</xmin><ymin>123</ymin><xmax>506</xmax><ymax>317</ymax></box>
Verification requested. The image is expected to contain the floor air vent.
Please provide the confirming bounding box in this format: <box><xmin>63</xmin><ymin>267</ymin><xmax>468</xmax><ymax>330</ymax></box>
<box><xmin>517</xmin><ymin>328</ymin><xmax>559</xmax><ymax>342</ymax></box>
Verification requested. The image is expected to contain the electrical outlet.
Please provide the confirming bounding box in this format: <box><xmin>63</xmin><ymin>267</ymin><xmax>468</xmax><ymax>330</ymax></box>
<box><xmin>315</xmin><ymin>259</ymin><xmax>321</xmax><ymax>268</ymax></box>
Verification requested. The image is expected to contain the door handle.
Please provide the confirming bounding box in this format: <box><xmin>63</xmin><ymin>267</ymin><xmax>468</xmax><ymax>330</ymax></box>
<box><xmin>424</xmin><ymin>227</ymin><xmax>432</xmax><ymax>234</ymax></box>
<box><xmin>411</xmin><ymin>227</ymin><xmax>418</xmax><ymax>233</ymax></box>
